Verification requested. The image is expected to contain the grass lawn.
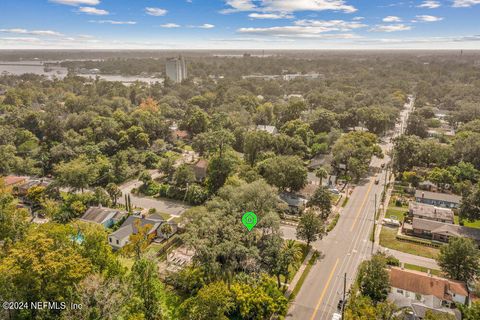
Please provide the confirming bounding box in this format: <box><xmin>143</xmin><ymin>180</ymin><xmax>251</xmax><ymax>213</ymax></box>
<box><xmin>342</xmin><ymin>197</ymin><xmax>349</xmax><ymax>207</ymax></box>
<box><xmin>380</xmin><ymin>226</ymin><xmax>439</xmax><ymax>259</ymax></box>
<box><xmin>145</xmin><ymin>242</ymin><xmax>165</xmax><ymax>257</ymax></box>
<box><xmin>386</xmin><ymin>207</ymin><xmax>407</xmax><ymax>221</ymax></box>
<box><xmin>404</xmin><ymin>263</ymin><xmax>442</xmax><ymax>276</ymax></box>
<box><xmin>454</xmin><ymin>215</ymin><xmax>480</xmax><ymax>229</ymax></box>
<box><xmin>157</xmin><ymin>212</ymin><xmax>171</xmax><ymax>220</ymax></box>
<box><xmin>119</xmin><ymin>256</ymin><xmax>135</xmax><ymax>270</ymax></box>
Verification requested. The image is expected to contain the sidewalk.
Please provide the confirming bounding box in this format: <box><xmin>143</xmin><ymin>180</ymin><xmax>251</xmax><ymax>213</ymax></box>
<box><xmin>286</xmin><ymin>249</ymin><xmax>314</xmax><ymax>298</ymax></box>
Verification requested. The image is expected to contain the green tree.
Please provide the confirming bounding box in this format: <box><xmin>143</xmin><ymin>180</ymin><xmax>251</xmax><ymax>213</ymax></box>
<box><xmin>437</xmin><ymin>237</ymin><xmax>480</xmax><ymax>282</ymax></box>
<box><xmin>0</xmin><ymin>224</ymin><xmax>92</xmax><ymax>318</ymax></box>
<box><xmin>179</xmin><ymin>281</ymin><xmax>233</xmax><ymax>320</ymax></box>
<box><xmin>206</xmin><ymin>154</ymin><xmax>237</xmax><ymax>194</ymax></box>
<box><xmin>54</xmin><ymin>155</ymin><xmax>99</xmax><ymax>192</ymax></box>
<box><xmin>307</xmin><ymin>186</ymin><xmax>332</xmax><ymax>219</ymax></box>
<box><xmin>185</xmin><ymin>106</ymin><xmax>210</xmax><ymax>135</ymax></box>
<box><xmin>332</xmin><ymin>131</ymin><xmax>383</xmax><ymax>181</ymax></box>
<box><xmin>357</xmin><ymin>253</ymin><xmax>390</xmax><ymax>303</ymax></box>
<box><xmin>315</xmin><ymin>166</ymin><xmax>329</xmax><ymax>186</ymax></box>
<box><xmin>296</xmin><ymin>210</ymin><xmax>325</xmax><ymax>248</ymax></box>
<box><xmin>257</xmin><ymin>155</ymin><xmax>307</xmax><ymax>191</ymax></box>
<box><xmin>424</xmin><ymin>310</ymin><xmax>456</xmax><ymax>320</ymax></box>
<box><xmin>106</xmin><ymin>182</ymin><xmax>122</xmax><ymax>206</ymax></box>
<box><xmin>243</xmin><ymin>130</ymin><xmax>274</xmax><ymax>165</ymax></box>
<box><xmin>279</xmin><ymin>240</ymin><xmax>303</xmax><ymax>286</ymax></box>
<box><xmin>230</xmin><ymin>275</ymin><xmax>288</xmax><ymax>320</ymax></box>
<box><xmin>130</xmin><ymin>258</ymin><xmax>165</xmax><ymax>320</ymax></box>
<box><xmin>174</xmin><ymin>164</ymin><xmax>196</xmax><ymax>189</ymax></box>
<box><xmin>406</xmin><ymin>112</ymin><xmax>428</xmax><ymax>138</ymax></box>
<box><xmin>123</xmin><ymin>220</ymin><xmax>155</xmax><ymax>260</ymax></box>
<box><xmin>428</xmin><ymin>168</ymin><xmax>454</xmax><ymax>191</ymax></box>
<box><xmin>459</xmin><ymin>184</ymin><xmax>480</xmax><ymax>221</ymax></box>
<box><xmin>459</xmin><ymin>301</ymin><xmax>480</xmax><ymax>320</ymax></box>
<box><xmin>0</xmin><ymin>187</ymin><xmax>30</xmax><ymax>244</ymax></box>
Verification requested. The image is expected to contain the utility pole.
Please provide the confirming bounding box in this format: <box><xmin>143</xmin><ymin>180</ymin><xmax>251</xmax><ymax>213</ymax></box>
<box><xmin>372</xmin><ymin>193</ymin><xmax>377</xmax><ymax>254</ymax></box>
<box><xmin>341</xmin><ymin>272</ymin><xmax>346</xmax><ymax>319</ymax></box>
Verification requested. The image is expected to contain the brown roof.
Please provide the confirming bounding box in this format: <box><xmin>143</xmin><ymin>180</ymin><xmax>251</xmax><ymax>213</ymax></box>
<box><xmin>389</xmin><ymin>267</ymin><xmax>468</xmax><ymax>301</ymax></box>
<box><xmin>193</xmin><ymin>159</ymin><xmax>208</xmax><ymax>180</ymax></box>
<box><xmin>3</xmin><ymin>175</ymin><xmax>28</xmax><ymax>187</ymax></box>
<box><xmin>175</xmin><ymin>130</ymin><xmax>189</xmax><ymax>139</ymax></box>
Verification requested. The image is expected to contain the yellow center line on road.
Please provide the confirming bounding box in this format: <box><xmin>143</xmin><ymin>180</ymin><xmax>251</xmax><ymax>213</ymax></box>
<box><xmin>309</xmin><ymin>258</ymin><xmax>340</xmax><ymax>320</ymax></box>
<box><xmin>350</xmin><ymin>179</ymin><xmax>375</xmax><ymax>232</ymax></box>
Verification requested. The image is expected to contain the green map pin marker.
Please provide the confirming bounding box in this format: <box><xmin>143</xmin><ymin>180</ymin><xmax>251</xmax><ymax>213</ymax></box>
<box><xmin>242</xmin><ymin>212</ymin><xmax>257</xmax><ymax>231</ymax></box>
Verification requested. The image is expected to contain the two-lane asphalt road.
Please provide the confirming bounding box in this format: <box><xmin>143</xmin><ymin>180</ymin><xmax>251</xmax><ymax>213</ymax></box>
<box><xmin>285</xmin><ymin>155</ymin><xmax>388</xmax><ymax>320</ymax></box>
<box><xmin>285</xmin><ymin>96</ymin><xmax>415</xmax><ymax>320</ymax></box>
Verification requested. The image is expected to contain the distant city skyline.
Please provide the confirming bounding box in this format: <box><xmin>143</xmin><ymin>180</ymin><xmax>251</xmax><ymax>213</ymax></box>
<box><xmin>1</xmin><ymin>0</ymin><xmax>480</xmax><ymax>49</ymax></box>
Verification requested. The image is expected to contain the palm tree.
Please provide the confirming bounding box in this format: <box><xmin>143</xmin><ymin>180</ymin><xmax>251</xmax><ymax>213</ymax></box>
<box><xmin>315</xmin><ymin>166</ymin><xmax>329</xmax><ymax>186</ymax></box>
<box><xmin>280</xmin><ymin>240</ymin><xmax>303</xmax><ymax>288</ymax></box>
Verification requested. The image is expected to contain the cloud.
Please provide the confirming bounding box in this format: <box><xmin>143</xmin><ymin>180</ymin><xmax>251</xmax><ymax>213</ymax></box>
<box><xmin>49</xmin><ymin>0</ymin><xmax>100</xmax><ymax>6</ymax></box>
<box><xmin>414</xmin><ymin>15</ymin><xmax>443</xmax><ymax>22</ymax></box>
<box><xmin>352</xmin><ymin>16</ymin><xmax>364</xmax><ymax>20</ymax></box>
<box><xmin>78</xmin><ymin>6</ymin><xmax>109</xmax><ymax>15</ymax></box>
<box><xmin>370</xmin><ymin>24</ymin><xmax>412</xmax><ymax>32</ymax></box>
<box><xmin>417</xmin><ymin>1</ymin><xmax>441</xmax><ymax>8</ymax></box>
<box><xmin>452</xmin><ymin>0</ymin><xmax>480</xmax><ymax>7</ymax></box>
<box><xmin>238</xmin><ymin>19</ymin><xmax>365</xmax><ymax>38</ymax></box>
<box><xmin>248</xmin><ymin>12</ymin><xmax>294</xmax><ymax>19</ymax></box>
<box><xmin>90</xmin><ymin>20</ymin><xmax>137</xmax><ymax>25</ymax></box>
<box><xmin>223</xmin><ymin>0</ymin><xmax>357</xmax><ymax>14</ymax></box>
<box><xmin>160</xmin><ymin>23</ymin><xmax>181</xmax><ymax>28</ymax></box>
<box><xmin>0</xmin><ymin>37</ymin><xmax>40</xmax><ymax>42</ymax></box>
<box><xmin>145</xmin><ymin>7</ymin><xmax>168</xmax><ymax>16</ymax></box>
<box><xmin>0</xmin><ymin>28</ymin><xmax>63</xmax><ymax>36</ymax></box>
<box><xmin>200</xmin><ymin>24</ymin><xmax>215</xmax><ymax>29</ymax></box>
<box><xmin>383</xmin><ymin>16</ymin><xmax>402</xmax><ymax>22</ymax></box>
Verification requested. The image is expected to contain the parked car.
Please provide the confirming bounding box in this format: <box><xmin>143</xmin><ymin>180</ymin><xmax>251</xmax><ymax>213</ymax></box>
<box><xmin>332</xmin><ymin>312</ymin><xmax>342</xmax><ymax>320</ymax></box>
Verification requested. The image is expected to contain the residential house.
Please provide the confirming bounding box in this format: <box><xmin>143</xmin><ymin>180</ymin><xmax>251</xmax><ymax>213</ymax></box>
<box><xmin>417</xmin><ymin>180</ymin><xmax>437</xmax><ymax>192</ymax></box>
<box><xmin>388</xmin><ymin>267</ymin><xmax>467</xmax><ymax>320</ymax></box>
<box><xmin>172</xmin><ymin>130</ymin><xmax>190</xmax><ymax>141</ymax></box>
<box><xmin>2</xmin><ymin>175</ymin><xmax>28</xmax><ymax>188</ymax></box>
<box><xmin>403</xmin><ymin>218</ymin><xmax>480</xmax><ymax>244</ymax></box>
<box><xmin>280</xmin><ymin>192</ymin><xmax>308</xmax><ymax>213</ymax></box>
<box><xmin>415</xmin><ymin>190</ymin><xmax>461</xmax><ymax>209</ymax></box>
<box><xmin>16</xmin><ymin>178</ymin><xmax>52</xmax><ymax>197</ymax></box>
<box><xmin>192</xmin><ymin>159</ymin><xmax>208</xmax><ymax>181</ymax></box>
<box><xmin>408</xmin><ymin>202</ymin><xmax>454</xmax><ymax>224</ymax></box>
<box><xmin>108</xmin><ymin>214</ymin><xmax>177</xmax><ymax>249</ymax></box>
<box><xmin>80</xmin><ymin>206</ymin><xmax>127</xmax><ymax>228</ymax></box>
<box><xmin>256</xmin><ymin>125</ymin><xmax>278</xmax><ymax>135</ymax></box>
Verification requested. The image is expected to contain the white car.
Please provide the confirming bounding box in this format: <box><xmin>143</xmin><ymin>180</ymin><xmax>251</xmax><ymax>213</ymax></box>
<box><xmin>332</xmin><ymin>312</ymin><xmax>342</xmax><ymax>320</ymax></box>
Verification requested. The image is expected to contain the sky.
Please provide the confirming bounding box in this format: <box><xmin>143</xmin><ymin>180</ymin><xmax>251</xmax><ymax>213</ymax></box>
<box><xmin>0</xmin><ymin>0</ymin><xmax>479</xmax><ymax>50</ymax></box>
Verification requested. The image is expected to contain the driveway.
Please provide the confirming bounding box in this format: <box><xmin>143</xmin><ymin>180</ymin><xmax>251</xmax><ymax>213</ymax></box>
<box><xmin>118</xmin><ymin>171</ymin><xmax>190</xmax><ymax>217</ymax></box>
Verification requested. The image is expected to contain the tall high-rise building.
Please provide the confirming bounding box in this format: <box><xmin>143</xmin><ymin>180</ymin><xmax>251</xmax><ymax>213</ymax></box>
<box><xmin>165</xmin><ymin>56</ymin><xmax>187</xmax><ymax>83</ymax></box>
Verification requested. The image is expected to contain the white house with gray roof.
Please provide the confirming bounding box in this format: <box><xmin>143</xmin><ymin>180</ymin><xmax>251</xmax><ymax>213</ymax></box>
<box><xmin>108</xmin><ymin>214</ymin><xmax>177</xmax><ymax>249</ymax></box>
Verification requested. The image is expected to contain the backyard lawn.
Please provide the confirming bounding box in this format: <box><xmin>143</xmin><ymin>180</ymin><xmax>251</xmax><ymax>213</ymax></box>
<box><xmin>404</xmin><ymin>263</ymin><xmax>442</xmax><ymax>276</ymax></box>
<box><xmin>380</xmin><ymin>226</ymin><xmax>439</xmax><ymax>259</ymax></box>
<box><xmin>454</xmin><ymin>215</ymin><xmax>480</xmax><ymax>229</ymax></box>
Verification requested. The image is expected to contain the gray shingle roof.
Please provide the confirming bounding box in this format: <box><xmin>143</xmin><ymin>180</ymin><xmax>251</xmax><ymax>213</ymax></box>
<box><xmin>80</xmin><ymin>207</ymin><xmax>125</xmax><ymax>224</ymax></box>
<box><xmin>415</xmin><ymin>190</ymin><xmax>462</xmax><ymax>204</ymax></box>
<box><xmin>412</xmin><ymin>218</ymin><xmax>480</xmax><ymax>241</ymax></box>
